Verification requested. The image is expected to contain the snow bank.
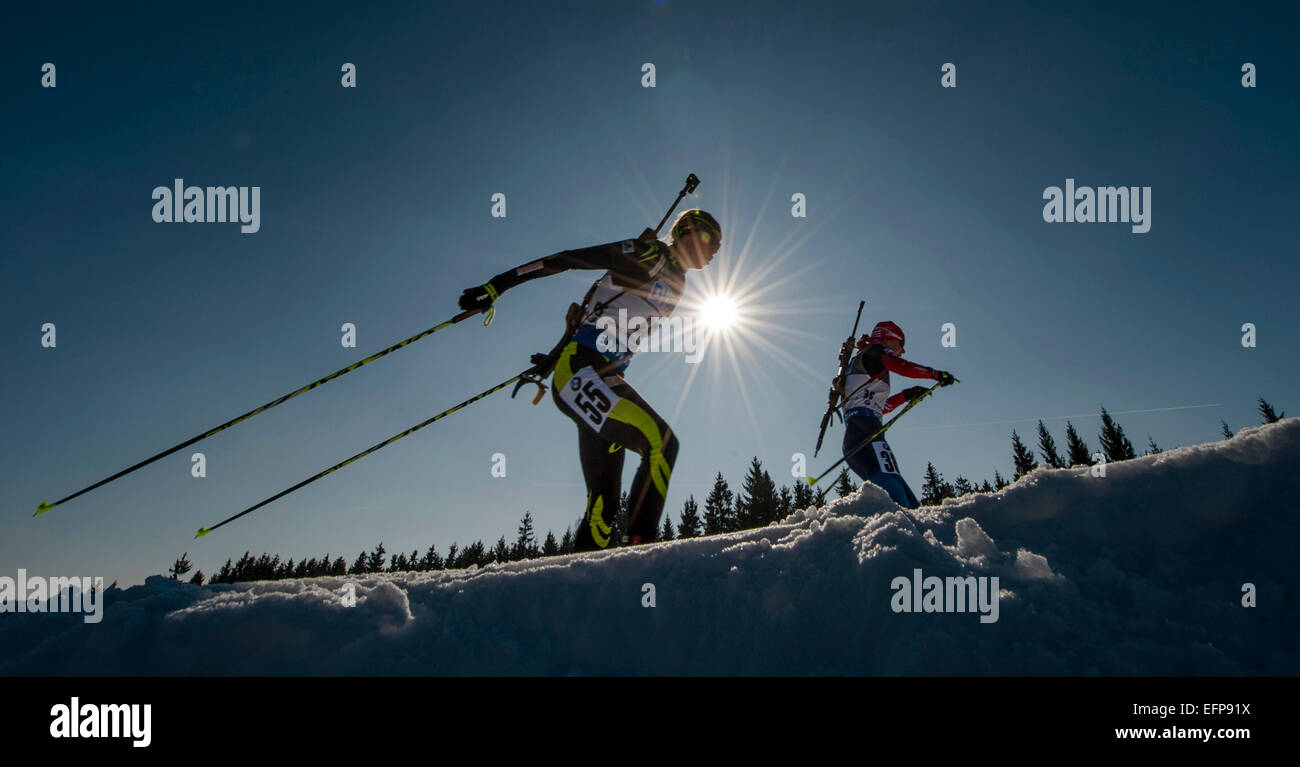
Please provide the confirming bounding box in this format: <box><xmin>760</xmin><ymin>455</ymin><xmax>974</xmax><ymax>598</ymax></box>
<box><xmin>3</xmin><ymin>419</ymin><xmax>1297</xmax><ymax>675</ymax></box>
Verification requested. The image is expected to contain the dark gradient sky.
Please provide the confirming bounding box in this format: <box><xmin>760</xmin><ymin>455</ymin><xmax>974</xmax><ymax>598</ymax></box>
<box><xmin>3</xmin><ymin>1</ymin><xmax>1296</xmax><ymax>586</ymax></box>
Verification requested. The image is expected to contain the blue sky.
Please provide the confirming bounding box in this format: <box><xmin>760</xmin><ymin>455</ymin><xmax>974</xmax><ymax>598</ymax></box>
<box><xmin>3</xmin><ymin>1</ymin><xmax>1296</xmax><ymax>586</ymax></box>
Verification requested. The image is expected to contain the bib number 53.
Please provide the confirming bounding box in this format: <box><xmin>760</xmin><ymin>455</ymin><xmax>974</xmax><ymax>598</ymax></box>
<box><xmin>559</xmin><ymin>367</ymin><xmax>621</xmax><ymax>429</ymax></box>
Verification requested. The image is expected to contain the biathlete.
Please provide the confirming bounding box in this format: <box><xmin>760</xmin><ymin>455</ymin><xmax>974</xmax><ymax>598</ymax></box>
<box><xmin>458</xmin><ymin>209</ymin><xmax>722</xmax><ymax>551</ymax></box>
<box><xmin>835</xmin><ymin>321</ymin><xmax>955</xmax><ymax>508</ymax></box>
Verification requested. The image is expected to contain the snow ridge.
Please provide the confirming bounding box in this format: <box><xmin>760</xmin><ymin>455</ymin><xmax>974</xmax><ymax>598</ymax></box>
<box><xmin>3</xmin><ymin>419</ymin><xmax>1296</xmax><ymax>675</ymax></box>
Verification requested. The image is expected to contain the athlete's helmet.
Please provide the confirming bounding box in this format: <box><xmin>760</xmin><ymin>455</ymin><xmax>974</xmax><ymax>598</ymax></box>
<box><xmin>671</xmin><ymin>209</ymin><xmax>721</xmax><ymax>244</ymax></box>
<box><xmin>868</xmin><ymin>321</ymin><xmax>905</xmax><ymax>350</ymax></box>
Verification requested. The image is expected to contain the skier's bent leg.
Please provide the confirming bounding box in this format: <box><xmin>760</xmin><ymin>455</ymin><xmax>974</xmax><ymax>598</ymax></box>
<box><xmin>597</xmin><ymin>382</ymin><xmax>676</xmax><ymax>543</ymax></box>
<box><xmin>552</xmin><ymin>343</ymin><xmax>629</xmax><ymax>551</ymax></box>
<box><xmin>843</xmin><ymin>414</ymin><xmax>920</xmax><ymax>510</ymax></box>
<box><xmin>551</xmin><ymin>342</ymin><xmax>677</xmax><ymax>547</ymax></box>
<box><xmin>622</xmin><ymin>414</ymin><xmax>678</xmax><ymax>542</ymax></box>
<box><xmin>572</xmin><ymin>425</ymin><xmax>625</xmax><ymax>551</ymax></box>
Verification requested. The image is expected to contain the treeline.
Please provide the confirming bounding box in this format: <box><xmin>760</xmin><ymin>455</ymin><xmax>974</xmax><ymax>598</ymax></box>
<box><xmin>916</xmin><ymin>397</ymin><xmax>1287</xmax><ymax>506</ymax></box>
<box><xmin>169</xmin><ymin>397</ymin><xmax>1286</xmax><ymax>583</ymax></box>
<box><xmin>169</xmin><ymin>458</ymin><xmax>861</xmax><ymax>586</ymax></box>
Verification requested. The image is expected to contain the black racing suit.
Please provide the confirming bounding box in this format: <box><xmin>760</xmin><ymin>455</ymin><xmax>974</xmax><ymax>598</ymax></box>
<box><xmin>486</xmin><ymin>237</ymin><xmax>685</xmax><ymax>551</ymax></box>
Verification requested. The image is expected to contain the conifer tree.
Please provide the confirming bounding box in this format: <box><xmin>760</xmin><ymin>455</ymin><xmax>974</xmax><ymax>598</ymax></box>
<box><xmin>834</xmin><ymin>468</ymin><xmax>856</xmax><ymax>499</ymax></box>
<box><xmin>492</xmin><ymin>536</ymin><xmax>510</xmax><ymax>564</ymax></box>
<box><xmin>978</xmin><ymin>479</ymin><xmax>993</xmax><ymax>493</ymax></box>
<box><xmin>1011</xmin><ymin>429</ymin><xmax>1039</xmax><ymax>479</ymax></box>
<box><xmin>736</xmin><ymin>457</ymin><xmax>779</xmax><ymax>528</ymax></box>
<box><xmin>1036</xmin><ymin>420</ymin><xmax>1066</xmax><ymax>469</ymax></box>
<box><xmin>953</xmin><ymin>476</ymin><xmax>974</xmax><ymax>496</ymax></box>
<box><xmin>168</xmin><ymin>552</ymin><xmax>193</xmax><ymax>580</ymax></box>
<box><xmin>1098</xmin><ymin>407</ymin><xmax>1137</xmax><ymax>460</ymax></box>
<box><xmin>703</xmin><ymin>473</ymin><xmax>733</xmax><ymax>535</ymax></box>
<box><xmin>349</xmin><ymin>550</ymin><xmax>367</xmax><ymax>575</ymax></box>
<box><xmin>792</xmin><ymin>481</ymin><xmax>816</xmax><ymax>509</ymax></box>
<box><xmin>1258</xmin><ymin>397</ymin><xmax>1284</xmax><ymax>424</ymax></box>
<box><xmin>419</xmin><ymin>545</ymin><xmax>443</xmax><ymax>570</ymax></box>
<box><xmin>677</xmin><ymin>495</ymin><xmax>702</xmax><ymax>539</ymax></box>
<box><xmin>189</xmin><ymin>570</ymin><xmax>205</xmax><ymax>586</ymax></box>
<box><xmin>515</xmin><ymin>511</ymin><xmax>538</xmax><ymax>559</ymax></box>
<box><xmin>777</xmin><ymin>485</ymin><xmax>793</xmax><ymax>520</ymax></box>
<box><xmin>560</xmin><ymin>528</ymin><xmax>574</xmax><ymax>554</ymax></box>
<box><xmin>660</xmin><ymin>514</ymin><xmax>675</xmax><ymax>541</ymax></box>
<box><xmin>731</xmin><ymin>496</ymin><xmax>748</xmax><ymax>530</ymax></box>
<box><xmin>234</xmin><ymin>551</ymin><xmax>255</xmax><ymax>581</ymax></box>
<box><xmin>1220</xmin><ymin>419</ymin><xmax>1233</xmax><ymax>439</ymax></box>
<box><xmin>463</xmin><ymin>540</ymin><xmax>489</xmax><ymax>568</ymax></box>
<box><xmin>1064</xmin><ymin>421</ymin><xmax>1092</xmax><ymax>467</ymax></box>
<box><xmin>993</xmin><ymin>470</ymin><xmax>1008</xmax><ymax>490</ymax></box>
<box><xmin>365</xmin><ymin>543</ymin><xmax>387</xmax><ymax>573</ymax></box>
<box><xmin>542</xmin><ymin>531</ymin><xmax>560</xmax><ymax>556</ymax></box>
<box><xmin>920</xmin><ymin>463</ymin><xmax>952</xmax><ymax>505</ymax></box>
<box><xmin>1144</xmin><ymin>435</ymin><xmax>1161</xmax><ymax>455</ymax></box>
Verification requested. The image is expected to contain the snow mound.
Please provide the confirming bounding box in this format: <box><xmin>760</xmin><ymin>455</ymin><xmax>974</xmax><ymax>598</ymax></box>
<box><xmin>3</xmin><ymin>419</ymin><xmax>1297</xmax><ymax>675</ymax></box>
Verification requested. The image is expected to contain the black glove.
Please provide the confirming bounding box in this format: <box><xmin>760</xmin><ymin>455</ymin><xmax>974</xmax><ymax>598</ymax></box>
<box><xmin>934</xmin><ymin>370</ymin><xmax>955</xmax><ymax>387</ymax></box>
<box><xmin>901</xmin><ymin>386</ymin><xmax>928</xmax><ymax>401</ymax></box>
<box><xmin>458</xmin><ymin>282</ymin><xmax>498</xmax><ymax>312</ymax></box>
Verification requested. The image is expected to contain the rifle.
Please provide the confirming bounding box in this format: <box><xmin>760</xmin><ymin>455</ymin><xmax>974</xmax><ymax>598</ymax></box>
<box><xmin>813</xmin><ymin>300</ymin><xmax>865</xmax><ymax>457</ymax></box>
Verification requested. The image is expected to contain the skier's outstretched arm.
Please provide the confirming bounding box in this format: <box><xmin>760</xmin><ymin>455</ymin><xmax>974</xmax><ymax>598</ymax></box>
<box><xmin>458</xmin><ymin>240</ymin><xmax>662</xmax><ymax>312</ymax></box>
<box><xmin>880</xmin><ymin>353</ymin><xmax>955</xmax><ymax>385</ymax></box>
<box><xmin>876</xmin><ymin>354</ymin><xmax>955</xmax><ymax>414</ymax></box>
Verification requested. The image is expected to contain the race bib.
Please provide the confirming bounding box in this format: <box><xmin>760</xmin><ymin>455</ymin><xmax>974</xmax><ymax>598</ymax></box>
<box><xmin>872</xmin><ymin>442</ymin><xmax>900</xmax><ymax>475</ymax></box>
<box><xmin>558</xmin><ymin>366</ymin><xmax>622</xmax><ymax>430</ymax></box>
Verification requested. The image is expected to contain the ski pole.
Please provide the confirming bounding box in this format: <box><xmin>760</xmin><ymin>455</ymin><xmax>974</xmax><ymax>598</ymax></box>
<box><xmin>813</xmin><ymin>300</ymin><xmax>866</xmax><ymax>457</ymax></box>
<box><xmin>37</xmin><ymin>308</ymin><xmax>486</xmax><ymax>517</ymax></box>
<box><xmin>807</xmin><ymin>379</ymin><xmax>952</xmax><ymax>495</ymax></box>
<box><xmin>195</xmin><ymin>371</ymin><xmax>542</xmax><ymax>538</ymax></box>
<box><xmin>195</xmin><ymin>173</ymin><xmax>704</xmax><ymax>536</ymax></box>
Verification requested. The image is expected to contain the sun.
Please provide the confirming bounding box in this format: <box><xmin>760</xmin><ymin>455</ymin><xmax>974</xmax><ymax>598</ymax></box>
<box><xmin>699</xmin><ymin>293</ymin><xmax>739</xmax><ymax>331</ymax></box>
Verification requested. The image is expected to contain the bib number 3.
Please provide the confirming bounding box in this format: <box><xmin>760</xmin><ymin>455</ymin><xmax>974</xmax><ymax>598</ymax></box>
<box><xmin>559</xmin><ymin>366</ymin><xmax>622</xmax><ymax>430</ymax></box>
<box><xmin>872</xmin><ymin>442</ymin><xmax>900</xmax><ymax>475</ymax></box>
